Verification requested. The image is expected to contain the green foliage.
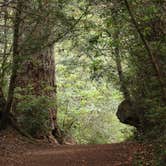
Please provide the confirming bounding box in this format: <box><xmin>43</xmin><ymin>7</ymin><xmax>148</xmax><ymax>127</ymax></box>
<box><xmin>55</xmin><ymin>0</ymin><xmax>166</xmax><ymax>163</ymax></box>
<box><xmin>0</xmin><ymin>2</ymin><xmax>165</xmax><ymax>165</ymax></box>
<box><xmin>16</xmin><ymin>94</ymin><xmax>55</xmax><ymax>137</ymax></box>
<box><xmin>56</xmin><ymin>47</ymin><xmax>133</xmax><ymax>144</ymax></box>
<box><xmin>144</xmin><ymin>105</ymin><xmax>166</xmax><ymax>165</ymax></box>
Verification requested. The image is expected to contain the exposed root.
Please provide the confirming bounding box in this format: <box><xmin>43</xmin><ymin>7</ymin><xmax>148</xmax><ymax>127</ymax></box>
<box><xmin>0</xmin><ymin>113</ymin><xmax>61</xmax><ymax>145</ymax></box>
<box><xmin>0</xmin><ymin>113</ymin><xmax>35</xmax><ymax>143</ymax></box>
<box><xmin>9</xmin><ymin>115</ymin><xmax>36</xmax><ymax>142</ymax></box>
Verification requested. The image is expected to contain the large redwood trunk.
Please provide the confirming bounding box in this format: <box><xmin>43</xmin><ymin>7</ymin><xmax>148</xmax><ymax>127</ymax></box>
<box><xmin>10</xmin><ymin>1</ymin><xmax>59</xmax><ymax>138</ymax></box>
<box><xmin>14</xmin><ymin>46</ymin><xmax>58</xmax><ymax>133</ymax></box>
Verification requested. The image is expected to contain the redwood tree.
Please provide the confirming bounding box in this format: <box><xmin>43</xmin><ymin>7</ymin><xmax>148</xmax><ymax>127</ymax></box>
<box><xmin>0</xmin><ymin>0</ymin><xmax>71</xmax><ymax>139</ymax></box>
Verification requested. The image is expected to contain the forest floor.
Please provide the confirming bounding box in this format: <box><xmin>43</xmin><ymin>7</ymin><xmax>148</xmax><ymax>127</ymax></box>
<box><xmin>0</xmin><ymin>129</ymin><xmax>152</xmax><ymax>166</ymax></box>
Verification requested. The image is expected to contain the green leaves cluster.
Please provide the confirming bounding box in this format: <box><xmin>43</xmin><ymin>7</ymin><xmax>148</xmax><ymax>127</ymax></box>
<box><xmin>56</xmin><ymin>44</ymin><xmax>133</xmax><ymax>144</ymax></box>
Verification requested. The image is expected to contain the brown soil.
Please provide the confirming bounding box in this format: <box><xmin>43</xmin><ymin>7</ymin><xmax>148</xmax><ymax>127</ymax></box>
<box><xmin>0</xmin><ymin>129</ymin><xmax>146</xmax><ymax>166</ymax></box>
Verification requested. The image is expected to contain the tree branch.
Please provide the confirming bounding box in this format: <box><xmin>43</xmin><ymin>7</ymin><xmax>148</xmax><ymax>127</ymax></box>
<box><xmin>124</xmin><ymin>0</ymin><xmax>166</xmax><ymax>100</ymax></box>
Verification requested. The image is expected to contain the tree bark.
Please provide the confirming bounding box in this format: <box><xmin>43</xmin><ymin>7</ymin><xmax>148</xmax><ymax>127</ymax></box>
<box><xmin>106</xmin><ymin>10</ymin><xmax>131</xmax><ymax>102</ymax></box>
<box><xmin>14</xmin><ymin>45</ymin><xmax>58</xmax><ymax>133</ymax></box>
<box><xmin>0</xmin><ymin>86</ymin><xmax>6</xmax><ymax>112</ymax></box>
<box><xmin>11</xmin><ymin>1</ymin><xmax>59</xmax><ymax>137</ymax></box>
<box><xmin>114</xmin><ymin>33</ymin><xmax>131</xmax><ymax>102</ymax></box>
<box><xmin>0</xmin><ymin>0</ymin><xmax>22</xmax><ymax>129</ymax></box>
<box><xmin>0</xmin><ymin>0</ymin><xmax>59</xmax><ymax>136</ymax></box>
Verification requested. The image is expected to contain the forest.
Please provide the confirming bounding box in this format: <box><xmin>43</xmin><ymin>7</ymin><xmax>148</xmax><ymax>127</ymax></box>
<box><xmin>0</xmin><ymin>0</ymin><xmax>166</xmax><ymax>165</ymax></box>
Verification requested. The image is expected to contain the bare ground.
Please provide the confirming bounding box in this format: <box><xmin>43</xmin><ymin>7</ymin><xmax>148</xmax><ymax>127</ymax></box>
<box><xmin>0</xmin><ymin>129</ymin><xmax>148</xmax><ymax>166</ymax></box>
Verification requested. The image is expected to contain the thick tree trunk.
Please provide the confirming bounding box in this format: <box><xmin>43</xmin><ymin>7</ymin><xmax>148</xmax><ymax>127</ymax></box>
<box><xmin>0</xmin><ymin>1</ymin><xmax>59</xmax><ymax>137</ymax></box>
<box><xmin>14</xmin><ymin>45</ymin><xmax>58</xmax><ymax>133</ymax></box>
<box><xmin>12</xmin><ymin>0</ymin><xmax>60</xmax><ymax>138</ymax></box>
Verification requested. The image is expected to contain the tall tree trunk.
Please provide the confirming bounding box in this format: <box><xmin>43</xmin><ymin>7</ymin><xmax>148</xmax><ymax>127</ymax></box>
<box><xmin>124</xmin><ymin>0</ymin><xmax>166</xmax><ymax>101</ymax></box>
<box><xmin>0</xmin><ymin>0</ymin><xmax>22</xmax><ymax>129</ymax></box>
<box><xmin>14</xmin><ymin>45</ymin><xmax>58</xmax><ymax>135</ymax></box>
<box><xmin>11</xmin><ymin>1</ymin><xmax>59</xmax><ymax>138</ymax></box>
<box><xmin>113</xmin><ymin>32</ymin><xmax>131</xmax><ymax>102</ymax></box>
<box><xmin>107</xmin><ymin>10</ymin><xmax>131</xmax><ymax>102</ymax></box>
<box><xmin>0</xmin><ymin>0</ymin><xmax>59</xmax><ymax>137</ymax></box>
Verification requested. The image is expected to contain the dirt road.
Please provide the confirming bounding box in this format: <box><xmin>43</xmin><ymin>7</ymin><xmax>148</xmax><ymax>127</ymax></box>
<box><xmin>0</xmin><ymin>143</ymin><xmax>142</xmax><ymax>166</ymax></box>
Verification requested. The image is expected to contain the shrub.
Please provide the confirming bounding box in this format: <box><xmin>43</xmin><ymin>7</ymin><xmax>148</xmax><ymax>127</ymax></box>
<box><xmin>16</xmin><ymin>95</ymin><xmax>53</xmax><ymax>137</ymax></box>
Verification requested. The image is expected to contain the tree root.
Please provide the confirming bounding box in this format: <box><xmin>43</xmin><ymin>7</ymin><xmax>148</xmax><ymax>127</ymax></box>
<box><xmin>0</xmin><ymin>112</ymin><xmax>63</xmax><ymax>145</ymax></box>
<box><xmin>0</xmin><ymin>113</ymin><xmax>35</xmax><ymax>143</ymax></box>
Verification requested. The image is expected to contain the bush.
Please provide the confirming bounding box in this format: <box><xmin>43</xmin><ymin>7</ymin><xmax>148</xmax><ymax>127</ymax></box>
<box><xmin>16</xmin><ymin>95</ymin><xmax>53</xmax><ymax>137</ymax></box>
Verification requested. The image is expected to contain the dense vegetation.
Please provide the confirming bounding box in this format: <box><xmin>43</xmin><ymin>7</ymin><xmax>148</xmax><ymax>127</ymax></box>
<box><xmin>0</xmin><ymin>0</ymin><xmax>165</xmax><ymax>165</ymax></box>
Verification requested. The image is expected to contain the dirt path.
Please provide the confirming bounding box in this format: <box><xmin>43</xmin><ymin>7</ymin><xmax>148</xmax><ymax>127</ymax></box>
<box><xmin>0</xmin><ymin>143</ymin><xmax>143</xmax><ymax>166</ymax></box>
